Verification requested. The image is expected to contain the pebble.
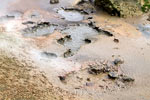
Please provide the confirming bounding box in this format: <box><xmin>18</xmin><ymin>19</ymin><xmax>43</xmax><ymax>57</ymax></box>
<box><xmin>122</xmin><ymin>76</ymin><xmax>135</xmax><ymax>82</ymax></box>
<box><xmin>108</xmin><ymin>72</ymin><xmax>119</xmax><ymax>79</ymax></box>
<box><xmin>114</xmin><ymin>58</ymin><xmax>124</xmax><ymax>65</ymax></box>
<box><xmin>50</xmin><ymin>0</ymin><xmax>59</xmax><ymax>4</ymax></box>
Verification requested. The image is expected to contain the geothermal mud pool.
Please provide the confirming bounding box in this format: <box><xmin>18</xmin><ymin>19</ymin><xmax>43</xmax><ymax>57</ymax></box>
<box><xmin>0</xmin><ymin>0</ymin><xmax>150</xmax><ymax>100</ymax></box>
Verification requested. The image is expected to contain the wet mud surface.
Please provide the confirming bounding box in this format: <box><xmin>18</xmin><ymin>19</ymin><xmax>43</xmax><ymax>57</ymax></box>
<box><xmin>0</xmin><ymin>0</ymin><xmax>150</xmax><ymax>100</ymax></box>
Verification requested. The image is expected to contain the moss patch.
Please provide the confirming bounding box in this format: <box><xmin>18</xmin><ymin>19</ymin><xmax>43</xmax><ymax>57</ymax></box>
<box><xmin>141</xmin><ymin>0</ymin><xmax>150</xmax><ymax>12</ymax></box>
<box><xmin>95</xmin><ymin>0</ymin><xmax>143</xmax><ymax>17</ymax></box>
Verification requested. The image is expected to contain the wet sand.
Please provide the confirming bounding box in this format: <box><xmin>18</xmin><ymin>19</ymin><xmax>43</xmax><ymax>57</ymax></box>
<box><xmin>0</xmin><ymin>0</ymin><xmax>150</xmax><ymax>100</ymax></box>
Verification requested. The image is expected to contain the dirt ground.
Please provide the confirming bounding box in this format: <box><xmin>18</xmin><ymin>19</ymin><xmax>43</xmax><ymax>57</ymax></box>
<box><xmin>0</xmin><ymin>0</ymin><xmax>150</xmax><ymax>100</ymax></box>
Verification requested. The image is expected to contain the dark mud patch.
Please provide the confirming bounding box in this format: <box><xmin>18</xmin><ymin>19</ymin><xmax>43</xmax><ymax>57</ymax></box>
<box><xmin>88</xmin><ymin>21</ymin><xmax>113</xmax><ymax>36</ymax></box>
<box><xmin>61</xmin><ymin>7</ymin><xmax>91</xmax><ymax>15</ymax></box>
<box><xmin>22</xmin><ymin>22</ymin><xmax>57</xmax><ymax>37</ymax></box>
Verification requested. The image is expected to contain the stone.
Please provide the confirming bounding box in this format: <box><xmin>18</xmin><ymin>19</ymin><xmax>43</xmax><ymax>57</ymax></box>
<box><xmin>42</xmin><ymin>52</ymin><xmax>57</xmax><ymax>58</ymax></box>
<box><xmin>108</xmin><ymin>72</ymin><xmax>119</xmax><ymax>79</ymax></box>
<box><xmin>122</xmin><ymin>75</ymin><xmax>135</xmax><ymax>82</ymax></box>
<box><xmin>64</xmin><ymin>49</ymin><xmax>74</xmax><ymax>58</ymax></box>
<box><xmin>88</xmin><ymin>21</ymin><xmax>113</xmax><ymax>36</ymax></box>
<box><xmin>95</xmin><ymin>0</ymin><xmax>143</xmax><ymax>17</ymax></box>
<box><xmin>114</xmin><ymin>38</ymin><xmax>119</xmax><ymax>43</ymax></box>
<box><xmin>22</xmin><ymin>21</ymin><xmax>35</xmax><ymax>25</ymax></box>
<box><xmin>84</xmin><ymin>39</ymin><xmax>92</xmax><ymax>44</ymax></box>
<box><xmin>50</xmin><ymin>0</ymin><xmax>59</xmax><ymax>4</ymax></box>
<box><xmin>114</xmin><ymin>58</ymin><xmax>124</xmax><ymax>65</ymax></box>
<box><xmin>88</xmin><ymin>65</ymin><xmax>105</xmax><ymax>75</ymax></box>
<box><xmin>86</xmin><ymin>82</ymin><xmax>94</xmax><ymax>86</ymax></box>
<box><xmin>87</xmin><ymin>78</ymin><xmax>91</xmax><ymax>81</ymax></box>
<box><xmin>57</xmin><ymin>35</ymin><xmax>72</xmax><ymax>45</ymax></box>
<box><xmin>147</xmin><ymin>15</ymin><xmax>150</xmax><ymax>21</ymax></box>
<box><xmin>58</xmin><ymin>76</ymin><xmax>66</xmax><ymax>81</ymax></box>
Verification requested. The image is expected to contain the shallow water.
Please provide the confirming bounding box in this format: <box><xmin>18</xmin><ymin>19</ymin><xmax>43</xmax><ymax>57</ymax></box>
<box><xmin>0</xmin><ymin>0</ymin><xmax>150</xmax><ymax>100</ymax></box>
<box><xmin>23</xmin><ymin>24</ymin><xmax>56</xmax><ymax>37</ymax></box>
<box><xmin>58</xmin><ymin>9</ymin><xmax>84</xmax><ymax>21</ymax></box>
<box><xmin>138</xmin><ymin>24</ymin><xmax>150</xmax><ymax>38</ymax></box>
<box><xmin>61</xmin><ymin>24</ymin><xmax>99</xmax><ymax>51</ymax></box>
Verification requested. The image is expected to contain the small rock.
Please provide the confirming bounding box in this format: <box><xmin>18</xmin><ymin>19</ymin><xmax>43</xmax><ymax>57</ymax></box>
<box><xmin>147</xmin><ymin>15</ymin><xmax>150</xmax><ymax>21</ymax></box>
<box><xmin>58</xmin><ymin>76</ymin><xmax>66</xmax><ymax>81</ymax></box>
<box><xmin>6</xmin><ymin>15</ymin><xmax>15</xmax><ymax>19</ymax></box>
<box><xmin>86</xmin><ymin>82</ymin><xmax>94</xmax><ymax>86</ymax></box>
<box><xmin>57</xmin><ymin>38</ymin><xmax>65</xmax><ymax>45</ymax></box>
<box><xmin>64</xmin><ymin>35</ymin><xmax>72</xmax><ymax>41</ymax></box>
<box><xmin>84</xmin><ymin>39</ymin><xmax>91</xmax><ymax>44</ymax></box>
<box><xmin>75</xmin><ymin>87</ymin><xmax>80</xmax><ymax>89</ymax></box>
<box><xmin>42</xmin><ymin>52</ymin><xmax>57</xmax><ymax>58</ymax></box>
<box><xmin>99</xmin><ymin>85</ymin><xmax>104</xmax><ymax>88</ymax></box>
<box><xmin>108</xmin><ymin>72</ymin><xmax>119</xmax><ymax>79</ymax></box>
<box><xmin>114</xmin><ymin>58</ymin><xmax>124</xmax><ymax>65</ymax></box>
<box><xmin>87</xmin><ymin>16</ymin><xmax>93</xmax><ymax>19</ymax></box>
<box><xmin>114</xmin><ymin>38</ymin><xmax>119</xmax><ymax>43</ymax></box>
<box><xmin>102</xmin><ymin>30</ymin><xmax>113</xmax><ymax>36</ymax></box>
<box><xmin>87</xmin><ymin>78</ymin><xmax>91</xmax><ymax>81</ymax></box>
<box><xmin>76</xmin><ymin>76</ymin><xmax>83</xmax><ymax>80</ymax></box>
<box><xmin>88</xmin><ymin>66</ymin><xmax>104</xmax><ymax>75</ymax></box>
<box><xmin>22</xmin><ymin>21</ymin><xmax>35</xmax><ymax>25</ymax></box>
<box><xmin>64</xmin><ymin>49</ymin><xmax>74</xmax><ymax>58</ymax></box>
<box><xmin>57</xmin><ymin>35</ymin><xmax>72</xmax><ymax>45</ymax></box>
<box><xmin>122</xmin><ymin>75</ymin><xmax>135</xmax><ymax>82</ymax></box>
<box><xmin>103</xmin><ymin>66</ymin><xmax>111</xmax><ymax>72</ymax></box>
<box><xmin>50</xmin><ymin>0</ymin><xmax>59</xmax><ymax>4</ymax></box>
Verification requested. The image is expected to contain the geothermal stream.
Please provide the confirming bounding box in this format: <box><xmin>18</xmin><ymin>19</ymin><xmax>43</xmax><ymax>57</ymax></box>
<box><xmin>0</xmin><ymin>0</ymin><xmax>150</xmax><ymax>100</ymax></box>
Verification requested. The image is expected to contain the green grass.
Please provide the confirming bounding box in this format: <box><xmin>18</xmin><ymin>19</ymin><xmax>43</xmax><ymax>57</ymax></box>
<box><xmin>142</xmin><ymin>0</ymin><xmax>150</xmax><ymax>12</ymax></box>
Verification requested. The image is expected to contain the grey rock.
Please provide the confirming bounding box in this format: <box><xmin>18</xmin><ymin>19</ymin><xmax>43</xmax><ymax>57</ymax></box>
<box><xmin>88</xmin><ymin>65</ymin><xmax>105</xmax><ymax>75</ymax></box>
<box><xmin>42</xmin><ymin>52</ymin><xmax>57</xmax><ymax>59</ymax></box>
<box><xmin>64</xmin><ymin>49</ymin><xmax>74</xmax><ymax>58</ymax></box>
<box><xmin>114</xmin><ymin>58</ymin><xmax>124</xmax><ymax>65</ymax></box>
<box><xmin>108</xmin><ymin>72</ymin><xmax>119</xmax><ymax>79</ymax></box>
<box><xmin>122</xmin><ymin>75</ymin><xmax>135</xmax><ymax>82</ymax></box>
